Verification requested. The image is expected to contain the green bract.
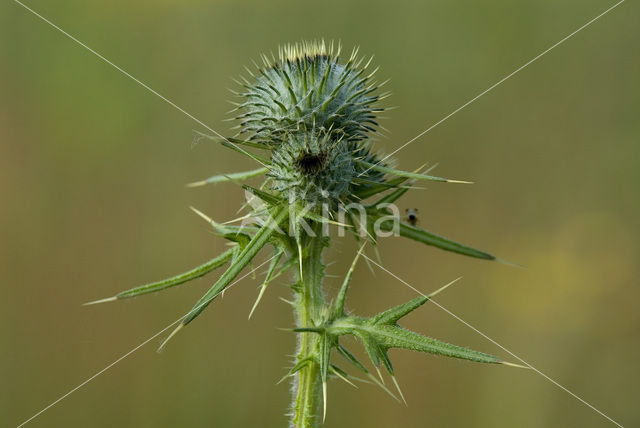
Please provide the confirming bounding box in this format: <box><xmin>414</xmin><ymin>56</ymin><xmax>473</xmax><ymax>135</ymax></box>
<box><xmin>90</xmin><ymin>41</ymin><xmax>516</xmax><ymax>428</ymax></box>
<box><xmin>238</xmin><ymin>41</ymin><xmax>380</xmax><ymax>144</ymax></box>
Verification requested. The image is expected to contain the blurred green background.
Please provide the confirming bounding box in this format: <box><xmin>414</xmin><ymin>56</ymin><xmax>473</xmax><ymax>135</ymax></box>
<box><xmin>1</xmin><ymin>1</ymin><xmax>638</xmax><ymax>427</ymax></box>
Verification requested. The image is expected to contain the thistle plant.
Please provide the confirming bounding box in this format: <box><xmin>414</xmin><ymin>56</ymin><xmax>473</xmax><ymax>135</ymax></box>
<box><xmin>89</xmin><ymin>40</ymin><xmax>517</xmax><ymax>427</ymax></box>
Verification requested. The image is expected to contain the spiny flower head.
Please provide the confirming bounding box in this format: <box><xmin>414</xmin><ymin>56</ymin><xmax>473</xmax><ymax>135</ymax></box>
<box><xmin>232</xmin><ymin>40</ymin><xmax>389</xmax><ymax>208</ymax></box>
<box><xmin>235</xmin><ymin>40</ymin><xmax>383</xmax><ymax>144</ymax></box>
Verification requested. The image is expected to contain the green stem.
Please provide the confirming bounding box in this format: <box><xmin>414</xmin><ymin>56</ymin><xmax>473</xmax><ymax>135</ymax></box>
<box><xmin>291</xmin><ymin>225</ymin><xmax>326</xmax><ymax>428</ymax></box>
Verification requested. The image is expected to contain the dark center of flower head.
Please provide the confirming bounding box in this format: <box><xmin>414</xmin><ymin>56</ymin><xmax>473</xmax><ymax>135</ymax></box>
<box><xmin>295</xmin><ymin>151</ymin><xmax>328</xmax><ymax>176</ymax></box>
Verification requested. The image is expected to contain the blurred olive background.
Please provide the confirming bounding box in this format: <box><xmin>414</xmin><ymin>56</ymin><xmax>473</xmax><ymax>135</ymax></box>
<box><xmin>1</xmin><ymin>1</ymin><xmax>638</xmax><ymax>427</ymax></box>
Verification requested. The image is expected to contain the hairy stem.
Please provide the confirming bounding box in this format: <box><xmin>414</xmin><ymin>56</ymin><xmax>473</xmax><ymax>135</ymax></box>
<box><xmin>291</xmin><ymin>226</ymin><xmax>326</xmax><ymax>428</ymax></box>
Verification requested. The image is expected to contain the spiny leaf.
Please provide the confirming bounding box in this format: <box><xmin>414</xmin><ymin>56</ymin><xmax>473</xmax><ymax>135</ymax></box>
<box><xmin>319</xmin><ymin>331</ymin><xmax>333</xmax><ymax>421</ymax></box>
<box><xmin>351</xmin><ymin>176</ymin><xmax>407</xmax><ymax>199</ymax></box>
<box><xmin>375</xmin><ymin>218</ymin><xmax>495</xmax><ymax>260</ymax></box>
<box><xmin>366</xmin><ymin>324</ymin><xmax>501</xmax><ymax>364</ymax></box>
<box><xmin>325</xmin><ymin>275</ymin><xmax>503</xmax><ymax>369</ymax></box>
<box><xmin>354</xmin><ymin>331</ymin><xmax>383</xmax><ymax>369</ymax></box>
<box><xmin>364</xmin><ymin>165</ymin><xmax>428</xmax><ymax>207</ymax></box>
<box><xmin>176</xmin><ymin>205</ymin><xmax>288</xmax><ymax>332</ymax></box>
<box><xmin>187</xmin><ymin>167</ymin><xmax>268</xmax><ymax>187</ymax></box>
<box><xmin>242</xmin><ymin>184</ymin><xmax>285</xmax><ymax>206</ymax></box>
<box><xmin>397</xmin><ymin>222</ymin><xmax>495</xmax><ymax>260</ymax></box>
<box><xmin>369</xmin><ymin>185</ymin><xmax>410</xmax><ymax>207</ymax></box>
<box><xmin>84</xmin><ymin>248</ymin><xmax>237</xmax><ymax>304</ymax></box>
<box><xmin>370</xmin><ymin>277</ymin><xmax>461</xmax><ymax>325</ymax></box>
<box><xmin>278</xmin><ymin>357</ymin><xmax>313</xmax><ymax>384</ymax></box>
<box><xmin>221</xmin><ymin>231</ymin><xmax>252</xmax><ymax>247</ymax></box>
<box><xmin>190</xmin><ymin>206</ymin><xmax>261</xmax><ymax>236</ymax></box>
<box><xmin>357</xmin><ymin>160</ymin><xmax>472</xmax><ymax>184</ymax></box>
<box><xmin>370</xmin><ymin>296</ymin><xmax>430</xmax><ymax>326</ymax></box>
<box><xmin>330</xmin><ymin>316</ymin><xmax>501</xmax><ymax>365</ymax></box>
<box><xmin>292</xmin><ymin>327</ymin><xmax>325</xmax><ymax>334</ymax></box>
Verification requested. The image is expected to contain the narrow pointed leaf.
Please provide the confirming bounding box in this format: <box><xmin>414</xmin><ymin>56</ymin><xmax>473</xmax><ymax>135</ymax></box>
<box><xmin>333</xmin><ymin>246</ymin><xmax>365</xmax><ymax>318</ymax></box>
<box><xmin>352</xmin><ymin>176</ymin><xmax>407</xmax><ymax>199</ymax></box>
<box><xmin>278</xmin><ymin>357</ymin><xmax>313</xmax><ymax>384</ymax></box>
<box><xmin>350</xmin><ymin>177</ymin><xmax>397</xmax><ymax>188</ymax></box>
<box><xmin>223</xmin><ymin>233</ymin><xmax>252</xmax><ymax>247</ymax></box>
<box><xmin>363</xmin><ymin>166</ymin><xmax>426</xmax><ymax>206</ymax></box>
<box><xmin>373</xmin><ymin>325</ymin><xmax>501</xmax><ymax>364</ymax></box>
<box><xmin>187</xmin><ymin>167</ymin><xmax>268</xmax><ymax>187</ymax></box>
<box><xmin>357</xmin><ymin>160</ymin><xmax>470</xmax><ymax>183</ymax></box>
<box><xmin>370</xmin><ymin>296</ymin><xmax>429</xmax><ymax>325</ymax></box>
<box><xmin>377</xmin><ymin>219</ymin><xmax>495</xmax><ymax>260</ymax></box>
<box><xmin>293</xmin><ymin>327</ymin><xmax>325</xmax><ymax>334</ymax></box>
<box><xmin>180</xmin><ymin>205</ymin><xmax>288</xmax><ymax>326</ymax></box>
<box><xmin>353</xmin><ymin>331</ymin><xmax>381</xmax><ymax>368</ymax></box>
<box><xmin>248</xmin><ymin>248</ymin><xmax>284</xmax><ymax>319</ymax></box>
<box><xmin>110</xmin><ymin>248</ymin><xmax>236</xmax><ymax>300</ymax></box>
<box><xmin>368</xmin><ymin>277</ymin><xmax>462</xmax><ymax>326</ymax></box>
<box><xmin>216</xmin><ymin>224</ymin><xmax>261</xmax><ymax>236</ymax></box>
<box><xmin>369</xmin><ymin>184</ymin><xmax>410</xmax><ymax>207</ymax></box>
<box><xmin>190</xmin><ymin>206</ymin><xmax>261</xmax><ymax>235</ymax></box>
<box><xmin>242</xmin><ymin>184</ymin><xmax>284</xmax><ymax>206</ymax></box>
<box><xmin>378</xmin><ymin>346</ymin><xmax>394</xmax><ymax>374</ymax></box>
<box><xmin>320</xmin><ymin>332</ymin><xmax>332</xmax><ymax>384</ymax></box>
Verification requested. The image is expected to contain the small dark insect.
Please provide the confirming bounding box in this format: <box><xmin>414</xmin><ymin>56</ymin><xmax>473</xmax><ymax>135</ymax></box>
<box><xmin>405</xmin><ymin>208</ymin><xmax>419</xmax><ymax>226</ymax></box>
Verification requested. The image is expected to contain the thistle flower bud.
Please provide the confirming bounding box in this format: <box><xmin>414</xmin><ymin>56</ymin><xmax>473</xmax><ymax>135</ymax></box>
<box><xmin>234</xmin><ymin>40</ymin><xmax>387</xmax><ymax>207</ymax></box>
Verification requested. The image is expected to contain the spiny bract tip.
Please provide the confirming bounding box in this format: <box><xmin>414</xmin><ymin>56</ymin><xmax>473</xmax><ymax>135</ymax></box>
<box><xmin>157</xmin><ymin>324</ymin><xmax>184</xmax><ymax>352</ymax></box>
<box><xmin>82</xmin><ymin>296</ymin><xmax>117</xmax><ymax>306</ymax></box>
